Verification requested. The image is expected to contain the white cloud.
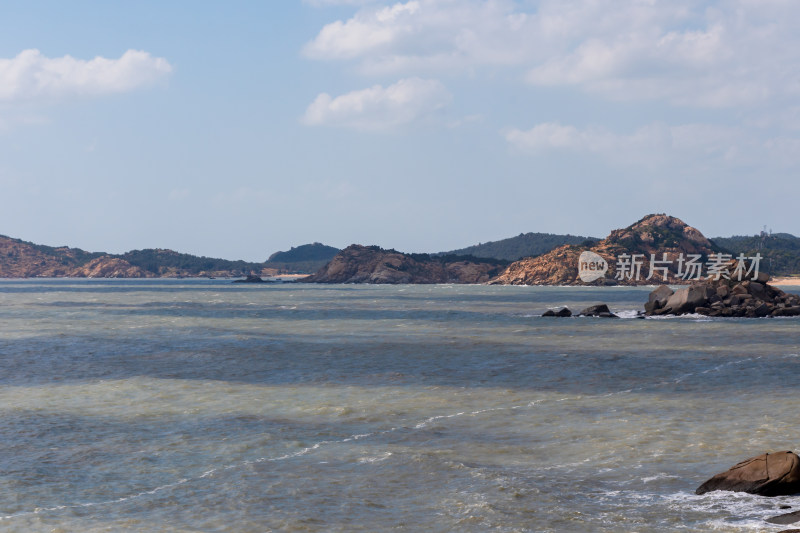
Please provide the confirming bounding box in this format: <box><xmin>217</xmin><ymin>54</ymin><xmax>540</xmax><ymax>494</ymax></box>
<box><xmin>506</xmin><ymin>121</ymin><xmax>800</xmax><ymax>169</ymax></box>
<box><xmin>0</xmin><ymin>49</ymin><xmax>172</xmax><ymax>102</ymax></box>
<box><xmin>304</xmin><ymin>1</ymin><xmax>421</xmax><ymax>60</ymax></box>
<box><xmin>303</xmin><ymin>77</ymin><xmax>451</xmax><ymax>130</ymax></box>
<box><xmin>304</xmin><ymin>0</ymin><xmax>800</xmax><ymax>108</ymax></box>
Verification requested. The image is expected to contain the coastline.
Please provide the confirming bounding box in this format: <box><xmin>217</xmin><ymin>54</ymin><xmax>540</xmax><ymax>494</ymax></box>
<box><xmin>770</xmin><ymin>277</ymin><xmax>800</xmax><ymax>286</ymax></box>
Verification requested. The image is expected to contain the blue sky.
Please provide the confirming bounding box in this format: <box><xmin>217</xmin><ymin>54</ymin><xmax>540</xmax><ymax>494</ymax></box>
<box><xmin>1</xmin><ymin>1</ymin><xmax>798</xmax><ymax>261</ymax></box>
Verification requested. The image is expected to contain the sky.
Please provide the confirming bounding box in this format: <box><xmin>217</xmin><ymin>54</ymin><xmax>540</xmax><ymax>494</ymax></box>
<box><xmin>1</xmin><ymin>0</ymin><xmax>799</xmax><ymax>262</ymax></box>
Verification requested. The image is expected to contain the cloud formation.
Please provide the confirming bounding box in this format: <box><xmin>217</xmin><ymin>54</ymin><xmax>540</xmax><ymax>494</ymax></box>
<box><xmin>506</xmin><ymin>121</ymin><xmax>800</xmax><ymax>169</ymax></box>
<box><xmin>305</xmin><ymin>0</ymin><xmax>800</xmax><ymax>108</ymax></box>
<box><xmin>0</xmin><ymin>49</ymin><xmax>172</xmax><ymax>102</ymax></box>
<box><xmin>303</xmin><ymin>77</ymin><xmax>451</xmax><ymax>130</ymax></box>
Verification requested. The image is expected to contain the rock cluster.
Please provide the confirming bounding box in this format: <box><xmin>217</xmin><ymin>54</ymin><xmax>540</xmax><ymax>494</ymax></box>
<box><xmin>645</xmin><ymin>272</ymin><xmax>800</xmax><ymax>317</ymax></box>
<box><xmin>696</xmin><ymin>451</ymin><xmax>800</xmax><ymax>497</ymax></box>
<box><xmin>542</xmin><ymin>304</ymin><xmax>618</xmax><ymax>318</ymax></box>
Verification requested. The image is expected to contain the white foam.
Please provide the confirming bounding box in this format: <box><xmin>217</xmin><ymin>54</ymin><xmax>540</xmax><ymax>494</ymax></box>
<box><xmin>4</xmin><ymin>352</ymin><xmax>779</xmax><ymax>523</ymax></box>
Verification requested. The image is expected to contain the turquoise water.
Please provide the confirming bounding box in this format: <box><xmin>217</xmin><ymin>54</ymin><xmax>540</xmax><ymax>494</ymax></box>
<box><xmin>0</xmin><ymin>279</ymin><xmax>799</xmax><ymax>532</ymax></box>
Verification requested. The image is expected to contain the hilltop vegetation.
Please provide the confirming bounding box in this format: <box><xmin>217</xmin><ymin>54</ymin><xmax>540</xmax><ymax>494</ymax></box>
<box><xmin>441</xmin><ymin>232</ymin><xmax>598</xmax><ymax>261</ymax></box>
<box><xmin>713</xmin><ymin>233</ymin><xmax>800</xmax><ymax>276</ymax></box>
<box><xmin>120</xmin><ymin>249</ymin><xmax>264</xmax><ymax>276</ymax></box>
<box><xmin>265</xmin><ymin>242</ymin><xmax>340</xmax><ymax>273</ymax></box>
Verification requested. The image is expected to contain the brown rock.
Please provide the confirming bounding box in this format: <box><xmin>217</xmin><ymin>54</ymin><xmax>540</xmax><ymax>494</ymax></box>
<box><xmin>696</xmin><ymin>451</ymin><xmax>800</xmax><ymax>496</ymax></box>
<box><xmin>662</xmin><ymin>285</ymin><xmax>707</xmax><ymax>314</ymax></box>
<box><xmin>70</xmin><ymin>256</ymin><xmax>151</xmax><ymax>278</ymax></box>
<box><xmin>732</xmin><ymin>283</ymin><xmax>748</xmax><ymax>295</ymax></box>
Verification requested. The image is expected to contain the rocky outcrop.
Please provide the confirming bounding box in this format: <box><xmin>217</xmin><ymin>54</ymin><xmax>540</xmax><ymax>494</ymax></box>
<box><xmin>543</xmin><ymin>307</ymin><xmax>572</xmax><ymax>317</ymax></box>
<box><xmin>491</xmin><ymin>214</ymin><xmax>723</xmax><ymax>286</ymax></box>
<box><xmin>70</xmin><ymin>256</ymin><xmax>152</xmax><ymax>278</ymax></box>
<box><xmin>302</xmin><ymin>245</ymin><xmax>506</xmax><ymax>284</ymax></box>
<box><xmin>645</xmin><ymin>272</ymin><xmax>800</xmax><ymax>317</ymax></box>
<box><xmin>578</xmin><ymin>304</ymin><xmax>619</xmax><ymax>318</ymax></box>
<box><xmin>696</xmin><ymin>451</ymin><xmax>800</xmax><ymax>496</ymax></box>
<box><xmin>0</xmin><ymin>235</ymin><xmax>100</xmax><ymax>277</ymax></box>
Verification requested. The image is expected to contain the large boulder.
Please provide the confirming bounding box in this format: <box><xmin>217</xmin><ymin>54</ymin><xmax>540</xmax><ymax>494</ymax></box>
<box><xmin>662</xmin><ymin>285</ymin><xmax>707</xmax><ymax>315</ymax></box>
<box><xmin>579</xmin><ymin>304</ymin><xmax>618</xmax><ymax>318</ymax></box>
<box><xmin>645</xmin><ymin>285</ymin><xmax>674</xmax><ymax>314</ymax></box>
<box><xmin>696</xmin><ymin>451</ymin><xmax>800</xmax><ymax>496</ymax></box>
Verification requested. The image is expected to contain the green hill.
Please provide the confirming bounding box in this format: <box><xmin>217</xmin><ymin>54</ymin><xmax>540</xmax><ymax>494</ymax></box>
<box><xmin>712</xmin><ymin>233</ymin><xmax>800</xmax><ymax>276</ymax></box>
<box><xmin>440</xmin><ymin>232</ymin><xmax>599</xmax><ymax>262</ymax></box>
<box><xmin>119</xmin><ymin>248</ymin><xmax>263</xmax><ymax>276</ymax></box>
<box><xmin>265</xmin><ymin>242</ymin><xmax>341</xmax><ymax>273</ymax></box>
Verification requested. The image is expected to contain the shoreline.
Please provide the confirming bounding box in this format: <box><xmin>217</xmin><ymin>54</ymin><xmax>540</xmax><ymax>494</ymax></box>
<box><xmin>770</xmin><ymin>277</ymin><xmax>800</xmax><ymax>286</ymax></box>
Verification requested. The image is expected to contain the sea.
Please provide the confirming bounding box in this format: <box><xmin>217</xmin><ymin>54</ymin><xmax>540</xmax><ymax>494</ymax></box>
<box><xmin>1</xmin><ymin>279</ymin><xmax>799</xmax><ymax>532</ymax></box>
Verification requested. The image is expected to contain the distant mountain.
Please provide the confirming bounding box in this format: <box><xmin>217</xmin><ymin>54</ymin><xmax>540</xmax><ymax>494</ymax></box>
<box><xmin>0</xmin><ymin>234</ymin><xmax>105</xmax><ymax>277</ymax></box>
<box><xmin>440</xmin><ymin>232</ymin><xmax>598</xmax><ymax>261</ymax></box>
<box><xmin>713</xmin><ymin>233</ymin><xmax>800</xmax><ymax>276</ymax></box>
<box><xmin>0</xmin><ymin>235</ymin><xmax>270</xmax><ymax>278</ymax></box>
<box><xmin>303</xmin><ymin>245</ymin><xmax>508</xmax><ymax>284</ymax></box>
<box><xmin>120</xmin><ymin>249</ymin><xmax>264</xmax><ymax>277</ymax></box>
<box><xmin>265</xmin><ymin>242</ymin><xmax>340</xmax><ymax>273</ymax></box>
<box><xmin>0</xmin><ymin>233</ymin><xmax>340</xmax><ymax>278</ymax></box>
<box><xmin>491</xmin><ymin>214</ymin><xmax>723</xmax><ymax>285</ymax></box>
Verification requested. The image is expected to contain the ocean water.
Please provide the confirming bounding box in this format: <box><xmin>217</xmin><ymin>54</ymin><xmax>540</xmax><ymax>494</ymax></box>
<box><xmin>1</xmin><ymin>279</ymin><xmax>799</xmax><ymax>532</ymax></box>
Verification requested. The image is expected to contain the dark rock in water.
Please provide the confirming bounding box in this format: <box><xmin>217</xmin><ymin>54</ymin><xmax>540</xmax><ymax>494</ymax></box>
<box><xmin>768</xmin><ymin>510</ymin><xmax>800</xmax><ymax>525</ymax></box>
<box><xmin>579</xmin><ymin>304</ymin><xmax>618</xmax><ymax>318</ymax></box>
<box><xmin>596</xmin><ymin>311</ymin><xmax>619</xmax><ymax>318</ymax></box>
<box><xmin>233</xmin><ymin>274</ymin><xmax>268</xmax><ymax>283</ymax></box>
<box><xmin>543</xmin><ymin>307</ymin><xmax>572</xmax><ymax>317</ymax></box>
<box><xmin>696</xmin><ymin>451</ymin><xmax>800</xmax><ymax>496</ymax></box>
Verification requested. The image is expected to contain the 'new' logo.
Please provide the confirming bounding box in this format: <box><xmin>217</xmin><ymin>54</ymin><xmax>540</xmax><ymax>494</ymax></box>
<box><xmin>578</xmin><ymin>251</ymin><xmax>608</xmax><ymax>283</ymax></box>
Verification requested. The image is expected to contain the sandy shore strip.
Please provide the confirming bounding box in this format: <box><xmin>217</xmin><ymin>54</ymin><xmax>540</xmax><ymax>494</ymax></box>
<box><xmin>770</xmin><ymin>277</ymin><xmax>800</xmax><ymax>286</ymax></box>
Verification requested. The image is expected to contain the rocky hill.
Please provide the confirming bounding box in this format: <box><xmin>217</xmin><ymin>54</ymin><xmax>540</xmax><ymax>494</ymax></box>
<box><xmin>0</xmin><ymin>235</ymin><xmax>101</xmax><ymax>277</ymax></box>
<box><xmin>0</xmin><ymin>235</ymin><xmax>268</xmax><ymax>278</ymax></box>
<box><xmin>491</xmin><ymin>214</ymin><xmax>725</xmax><ymax>285</ymax></box>
<box><xmin>265</xmin><ymin>242</ymin><xmax>341</xmax><ymax>273</ymax></box>
<box><xmin>302</xmin><ymin>245</ymin><xmax>508</xmax><ymax>284</ymax></box>
<box><xmin>440</xmin><ymin>232</ymin><xmax>598</xmax><ymax>261</ymax></box>
<box><xmin>119</xmin><ymin>248</ymin><xmax>265</xmax><ymax>277</ymax></box>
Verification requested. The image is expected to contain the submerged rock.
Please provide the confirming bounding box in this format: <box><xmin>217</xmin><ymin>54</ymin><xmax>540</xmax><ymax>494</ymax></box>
<box><xmin>696</xmin><ymin>451</ymin><xmax>800</xmax><ymax>496</ymax></box>
<box><xmin>767</xmin><ymin>510</ymin><xmax>800</xmax><ymax>525</ymax></box>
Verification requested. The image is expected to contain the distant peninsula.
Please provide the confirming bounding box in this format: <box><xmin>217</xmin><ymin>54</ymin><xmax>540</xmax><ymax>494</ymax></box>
<box><xmin>3</xmin><ymin>216</ymin><xmax>800</xmax><ymax>283</ymax></box>
<box><xmin>0</xmin><ymin>236</ymin><xmax>339</xmax><ymax>279</ymax></box>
